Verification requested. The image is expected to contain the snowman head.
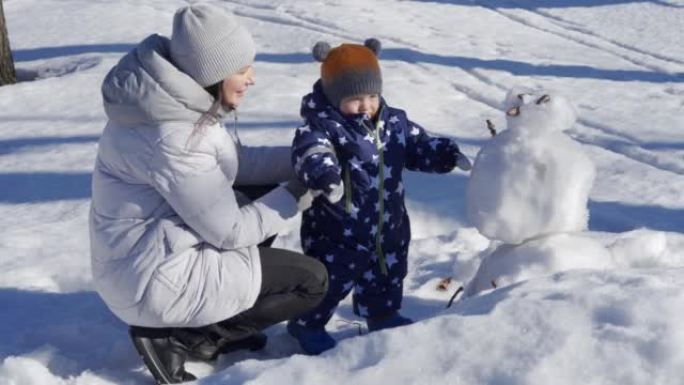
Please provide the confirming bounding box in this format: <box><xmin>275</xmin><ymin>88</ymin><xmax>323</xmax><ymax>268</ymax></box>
<box><xmin>503</xmin><ymin>88</ymin><xmax>577</xmax><ymax>137</ymax></box>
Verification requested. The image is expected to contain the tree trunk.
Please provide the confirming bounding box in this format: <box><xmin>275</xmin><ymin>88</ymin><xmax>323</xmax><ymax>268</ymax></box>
<box><xmin>0</xmin><ymin>0</ymin><xmax>16</xmax><ymax>86</ymax></box>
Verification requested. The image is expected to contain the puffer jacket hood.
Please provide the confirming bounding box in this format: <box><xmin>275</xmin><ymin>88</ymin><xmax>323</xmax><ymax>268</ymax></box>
<box><xmin>101</xmin><ymin>34</ymin><xmax>225</xmax><ymax>127</ymax></box>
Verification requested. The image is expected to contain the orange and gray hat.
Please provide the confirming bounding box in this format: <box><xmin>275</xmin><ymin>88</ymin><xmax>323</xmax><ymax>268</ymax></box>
<box><xmin>312</xmin><ymin>38</ymin><xmax>382</xmax><ymax>108</ymax></box>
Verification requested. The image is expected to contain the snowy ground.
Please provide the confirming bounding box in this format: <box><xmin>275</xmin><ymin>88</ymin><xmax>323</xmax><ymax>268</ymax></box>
<box><xmin>1</xmin><ymin>0</ymin><xmax>683</xmax><ymax>384</ymax></box>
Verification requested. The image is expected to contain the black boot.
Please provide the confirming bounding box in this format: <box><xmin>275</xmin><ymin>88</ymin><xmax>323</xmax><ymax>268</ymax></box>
<box><xmin>216</xmin><ymin>331</ymin><xmax>268</xmax><ymax>356</ymax></box>
<box><xmin>129</xmin><ymin>326</ymin><xmax>196</xmax><ymax>384</ymax></box>
<box><xmin>171</xmin><ymin>324</ymin><xmax>268</xmax><ymax>362</ymax></box>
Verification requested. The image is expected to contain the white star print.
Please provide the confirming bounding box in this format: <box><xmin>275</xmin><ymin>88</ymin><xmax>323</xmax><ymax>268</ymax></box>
<box><xmin>297</xmin><ymin>125</ymin><xmax>311</xmax><ymax>133</ymax></box>
<box><xmin>370</xmin><ymin>225</ymin><xmax>377</xmax><ymax>236</ymax></box>
<box><xmin>318</xmin><ymin>111</ymin><xmax>329</xmax><ymax>118</ymax></box>
<box><xmin>384</xmin><ymin>212</ymin><xmax>391</xmax><ymax>222</ymax></box>
<box><xmin>396</xmin><ymin>182</ymin><xmax>404</xmax><ymax>194</ymax></box>
<box><xmin>350</xmin><ymin>156</ymin><xmax>363</xmax><ymax>170</ymax></box>
<box><xmin>384</xmin><ymin>166</ymin><xmax>393</xmax><ymax>179</ymax></box>
<box><xmin>372</xmin><ymin>154</ymin><xmax>379</xmax><ymax>163</ymax></box>
<box><xmin>344</xmin><ymin>228</ymin><xmax>352</xmax><ymax>236</ymax></box>
<box><xmin>339</xmin><ymin>136</ymin><xmax>348</xmax><ymax>145</ymax></box>
<box><xmin>325</xmin><ymin>254</ymin><xmax>334</xmax><ymax>262</ymax></box>
<box><xmin>385</xmin><ymin>252</ymin><xmax>398</xmax><ymax>268</ymax></box>
<box><xmin>307</xmin><ymin>99</ymin><xmax>316</xmax><ymax>109</ymax></box>
<box><xmin>317</xmin><ymin>138</ymin><xmax>331</xmax><ymax>145</ymax></box>
<box><xmin>410</xmin><ymin>126</ymin><xmax>420</xmax><ymax>136</ymax></box>
<box><xmin>358</xmin><ymin>305</ymin><xmax>369</xmax><ymax>317</ymax></box>
<box><xmin>429</xmin><ymin>139</ymin><xmax>440</xmax><ymax>151</ymax></box>
<box><xmin>323</xmin><ymin>157</ymin><xmax>334</xmax><ymax>166</ymax></box>
<box><xmin>363</xmin><ymin>133</ymin><xmax>374</xmax><ymax>143</ymax></box>
<box><xmin>370</xmin><ymin>175</ymin><xmax>379</xmax><ymax>189</ymax></box>
<box><xmin>350</xmin><ymin>205</ymin><xmax>360</xmax><ymax>219</ymax></box>
<box><xmin>304</xmin><ymin>237</ymin><xmax>313</xmax><ymax>249</ymax></box>
<box><xmin>343</xmin><ymin>281</ymin><xmax>354</xmax><ymax>292</ymax></box>
<box><xmin>364</xmin><ymin>270</ymin><xmax>375</xmax><ymax>281</ymax></box>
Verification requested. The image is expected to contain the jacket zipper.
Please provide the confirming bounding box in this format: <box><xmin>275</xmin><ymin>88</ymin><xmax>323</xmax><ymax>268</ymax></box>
<box><xmin>362</xmin><ymin>113</ymin><xmax>388</xmax><ymax>276</ymax></box>
<box><xmin>344</xmin><ymin>166</ymin><xmax>352</xmax><ymax>214</ymax></box>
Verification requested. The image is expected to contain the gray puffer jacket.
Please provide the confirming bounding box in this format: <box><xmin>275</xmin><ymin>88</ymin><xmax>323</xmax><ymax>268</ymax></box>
<box><xmin>90</xmin><ymin>34</ymin><xmax>298</xmax><ymax>327</ymax></box>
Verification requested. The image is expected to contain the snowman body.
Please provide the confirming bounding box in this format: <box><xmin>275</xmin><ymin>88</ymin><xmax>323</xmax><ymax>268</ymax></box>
<box><xmin>464</xmin><ymin>90</ymin><xmax>612</xmax><ymax>296</ymax></box>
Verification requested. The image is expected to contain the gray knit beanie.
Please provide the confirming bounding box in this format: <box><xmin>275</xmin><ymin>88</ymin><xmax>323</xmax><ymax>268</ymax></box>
<box><xmin>170</xmin><ymin>3</ymin><xmax>256</xmax><ymax>88</ymax></box>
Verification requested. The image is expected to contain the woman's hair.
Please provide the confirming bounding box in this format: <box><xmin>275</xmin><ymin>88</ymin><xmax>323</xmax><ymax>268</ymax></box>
<box><xmin>186</xmin><ymin>81</ymin><xmax>224</xmax><ymax>149</ymax></box>
<box><xmin>204</xmin><ymin>81</ymin><xmax>222</xmax><ymax>102</ymax></box>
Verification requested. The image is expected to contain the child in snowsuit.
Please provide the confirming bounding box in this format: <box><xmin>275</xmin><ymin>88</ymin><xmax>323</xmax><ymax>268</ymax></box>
<box><xmin>288</xmin><ymin>39</ymin><xmax>471</xmax><ymax>354</ymax></box>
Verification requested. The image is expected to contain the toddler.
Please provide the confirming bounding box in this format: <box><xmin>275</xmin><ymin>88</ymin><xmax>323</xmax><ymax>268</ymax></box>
<box><xmin>288</xmin><ymin>38</ymin><xmax>471</xmax><ymax>354</ymax></box>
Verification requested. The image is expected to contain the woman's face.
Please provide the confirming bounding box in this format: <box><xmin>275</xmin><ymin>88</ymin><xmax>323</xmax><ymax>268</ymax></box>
<box><xmin>339</xmin><ymin>93</ymin><xmax>380</xmax><ymax>118</ymax></box>
<box><xmin>221</xmin><ymin>65</ymin><xmax>255</xmax><ymax>109</ymax></box>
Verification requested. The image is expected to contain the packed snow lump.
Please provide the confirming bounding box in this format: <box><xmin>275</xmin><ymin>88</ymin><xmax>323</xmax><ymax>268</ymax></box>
<box><xmin>465</xmin><ymin>88</ymin><xmax>613</xmax><ymax>296</ymax></box>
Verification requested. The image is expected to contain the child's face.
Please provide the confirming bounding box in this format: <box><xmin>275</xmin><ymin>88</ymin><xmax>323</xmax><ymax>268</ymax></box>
<box><xmin>339</xmin><ymin>94</ymin><xmax>380</xmax><ymax>118</ymax></box>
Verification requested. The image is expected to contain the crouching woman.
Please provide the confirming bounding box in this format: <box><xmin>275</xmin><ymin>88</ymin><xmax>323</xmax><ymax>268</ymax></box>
<box><xmin>89</xmin><ymin>4</ymin><xmax>327</xmax><ymax>383</ymax></box>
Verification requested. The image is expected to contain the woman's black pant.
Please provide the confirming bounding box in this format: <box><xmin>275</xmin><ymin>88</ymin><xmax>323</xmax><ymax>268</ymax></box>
<box><xmin>130</xmin><ymin>185</ymin><xmax>328</xmax><ymax>357</ymax></box>
<box><xmin>214</xmin><ymin>246</ymin><xmax>328</xmax><ymax>342</ymax></box>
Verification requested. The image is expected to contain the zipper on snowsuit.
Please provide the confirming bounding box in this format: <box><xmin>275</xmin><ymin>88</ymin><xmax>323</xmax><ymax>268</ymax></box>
<box><xmin>362</xmin><ymin>113</ymin><xmax>388</xmax><ymax>276</ymax></box>
<box><xmin>344</xmin><ymin>166</ymin><xmax>352</xmax><ymax>214</ymax></box>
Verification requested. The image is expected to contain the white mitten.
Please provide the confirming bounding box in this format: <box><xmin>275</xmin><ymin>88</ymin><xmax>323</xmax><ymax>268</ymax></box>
<box><xmin>311</xmin><ymin>181</ymin><xmax>345</xmax><ymax>203</ymax></box>
<box><xmin>455</xmin><ymin>152</ymin><xmax>472</xmax><ymax>171</ymax></box>
<box><xmin>325</xmin><ymin>182</ymin><xmax>344</xmax><ymax>203</ymax></box>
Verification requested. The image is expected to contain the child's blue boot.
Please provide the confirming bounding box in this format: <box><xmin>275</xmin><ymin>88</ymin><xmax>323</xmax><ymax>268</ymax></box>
<box><xmin>287</xmin><ymin>321</ymin><xmax>337</xmax><ymax>355</ymax></box>
<box><xmin>366</xmin><ymin>311</ymin><xmax>413</xmax><ymax>332</ymax></box>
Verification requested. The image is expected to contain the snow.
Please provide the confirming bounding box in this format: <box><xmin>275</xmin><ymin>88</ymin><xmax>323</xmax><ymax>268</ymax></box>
<box><xmin>1</xmin><ymin>0</ymin><xmax>683</xmax><ymax>384</ymax></box>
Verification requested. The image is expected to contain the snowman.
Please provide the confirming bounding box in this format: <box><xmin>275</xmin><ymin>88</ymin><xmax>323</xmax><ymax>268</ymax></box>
<box><xmin>464</xmin><ymin>88</ymin><xmax>613</xmax><ymax>296</ymax></box>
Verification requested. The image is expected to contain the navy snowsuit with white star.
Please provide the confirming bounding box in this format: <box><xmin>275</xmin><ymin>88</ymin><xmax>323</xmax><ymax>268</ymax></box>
<box><xmin>291</xmin><ymin>80</ymin><xmax>462</xmax><ymax>327</ymax></box>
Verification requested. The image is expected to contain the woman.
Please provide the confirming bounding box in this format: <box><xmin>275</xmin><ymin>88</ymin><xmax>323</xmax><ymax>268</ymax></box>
<box><xmin>90</xmin><ymin>4</ymin><xmax>327</xmax><ymax>383</ymax></box>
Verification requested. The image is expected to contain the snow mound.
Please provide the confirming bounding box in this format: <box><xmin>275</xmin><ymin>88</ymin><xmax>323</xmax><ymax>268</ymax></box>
<box><xmin>203</xmin><ymin>269</ymin><xmax>684</xmax><ymax>385</ymax></box>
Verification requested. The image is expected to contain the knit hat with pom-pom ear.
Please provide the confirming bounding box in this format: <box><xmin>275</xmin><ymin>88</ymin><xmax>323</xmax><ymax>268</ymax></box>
<box><xmin>312</xmin><ymin>38</ymin><xmax>382</xmax><ymax>108</ymax></box>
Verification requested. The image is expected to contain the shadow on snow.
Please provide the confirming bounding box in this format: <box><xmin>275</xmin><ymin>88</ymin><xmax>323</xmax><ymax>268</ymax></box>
<box><xmin>408</xmin><ymin>0</ymin><xmax>683</xmax><ymax>9</ymax></box>
<box><xmin>12</xmin><ymin>44</ymin><xmax>683</xmax><ymax>83</ymax></box>
<box><xmin>589</xmin><ymin>200</ymin><xmax>684</xmax><ymax>233</ymax></box>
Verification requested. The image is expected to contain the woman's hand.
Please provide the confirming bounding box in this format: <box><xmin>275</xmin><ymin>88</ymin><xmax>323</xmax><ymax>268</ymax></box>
<box><xmin>283</xmin><ymin>179</ymin><xmax>314</xmax><ymax>211</ymax></box>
